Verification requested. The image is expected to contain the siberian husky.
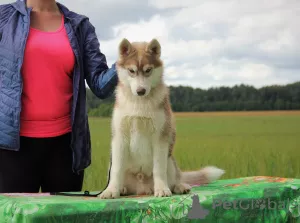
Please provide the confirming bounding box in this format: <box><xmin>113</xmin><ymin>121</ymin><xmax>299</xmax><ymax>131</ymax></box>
<box><xmin>99</xmin><ymin>38</ymin><xmax>225</xmax><ymax>199</ymax></box>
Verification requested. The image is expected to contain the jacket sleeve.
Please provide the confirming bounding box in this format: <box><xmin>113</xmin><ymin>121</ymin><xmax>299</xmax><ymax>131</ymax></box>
<box><xmin>82</xmin><ymin>20</ymin><xmax>118</xmax><ymax>99</ymax></box>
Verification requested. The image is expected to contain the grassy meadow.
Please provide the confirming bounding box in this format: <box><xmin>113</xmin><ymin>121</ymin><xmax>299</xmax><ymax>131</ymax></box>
<box><xmin>82</xmin><ymin>111</ymin><xmax>300</xmax><ymax>192</ymax></box>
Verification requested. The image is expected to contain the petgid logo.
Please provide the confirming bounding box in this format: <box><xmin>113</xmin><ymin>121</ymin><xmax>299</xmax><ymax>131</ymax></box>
<box><xmin>185</xmin><ymin>186</ymin><xmax>300</xmax><ymax>220</ymax></box>
<box><xmin>186</xmin><ymin>196</ymin><xmax>300</xmax><ymax>220</ymax></box>
<box><xmin>212</xmin><ymin>198</ymin><xmax>293</xmax><ymax>210</ymax></box>
<box><xmin>138</xmin><ymin>187</ymin><xmax>300</xmax><ymax>221</ymax></box>
<box><xmin>210</xmin><ymin>197</ymin><xmax>300</xmax><ymax>219</ymax></box>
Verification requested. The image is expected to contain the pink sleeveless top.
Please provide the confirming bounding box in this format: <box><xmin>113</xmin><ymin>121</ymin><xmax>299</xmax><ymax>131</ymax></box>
<box><xmin>20</xmin><ymin>15</ymin><xmax>75</xmax><ymax>137</ymax></box>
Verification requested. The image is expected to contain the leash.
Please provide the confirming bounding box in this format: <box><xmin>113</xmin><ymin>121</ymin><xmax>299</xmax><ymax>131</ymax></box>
<box><xmin>50</xmin><ymin>154</ymin><xmax>112</xmax><ymax>197</ymax></box>
<box><xmin>50</xmin><ymin>191</ymin><xmax>101</xmax><ymax>197</ymax></box>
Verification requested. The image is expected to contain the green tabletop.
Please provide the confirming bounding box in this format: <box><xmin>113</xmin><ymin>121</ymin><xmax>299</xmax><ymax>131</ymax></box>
<box><xmin>1</xmin><ymin>176</ymin><xmax>300</xmax><ymax>223</ymax></box>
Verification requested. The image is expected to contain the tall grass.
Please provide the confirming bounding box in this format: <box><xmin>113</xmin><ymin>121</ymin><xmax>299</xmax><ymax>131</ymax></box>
<box><xmin>82</xmin><ymin>112</ymin><xmax>300</xmax><ymax>192</ymax></box>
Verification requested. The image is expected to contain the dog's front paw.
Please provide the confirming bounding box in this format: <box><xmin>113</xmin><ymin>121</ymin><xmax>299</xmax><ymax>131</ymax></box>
<box><xmin>98</xmin><ymin>187</ymin><xmax>120</xmax><ymax>199</ymax></box>
<box><xmin>154</xmin><ymin>187</ymin><xmax>172</xmax><ymax>197</ymax></box>
<box><xmin>173</xmin><ymin>183</ymin><xmax>191</xmax><ymax>194</ymax></box>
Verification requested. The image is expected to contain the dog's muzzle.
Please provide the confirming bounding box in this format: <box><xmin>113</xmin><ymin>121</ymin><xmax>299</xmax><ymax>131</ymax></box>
<box><xmin>136</xmin><ymin>87</ymin><xmax>146</xmax><ymax>96</ymax></box>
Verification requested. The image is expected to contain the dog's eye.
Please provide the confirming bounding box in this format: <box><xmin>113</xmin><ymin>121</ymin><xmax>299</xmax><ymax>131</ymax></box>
<box><xmin>145</xmin><ymin>68</ymin><xmax>152</xmax><ymax>73</ymax></box>
<box><xmin>128</xmin><ymin>69</ymin><xmax>135</xmax><ymax>73</ymax></box>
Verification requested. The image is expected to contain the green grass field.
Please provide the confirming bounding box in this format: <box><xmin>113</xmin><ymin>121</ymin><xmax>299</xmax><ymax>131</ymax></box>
<box><xmin>82</xmin><ymin>111</ymin><xmax>300</xmax><ymax>192</ymax></box>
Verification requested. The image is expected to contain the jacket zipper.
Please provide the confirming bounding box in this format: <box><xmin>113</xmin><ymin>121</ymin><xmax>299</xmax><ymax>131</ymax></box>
<box><xmin>64</xmin><ymin>19</ymin><xmax>82</xmax><ymax>174</ymax></box>
<box><xmin>17</xmin><ymin>8</ymin><xmax>32</xmax><ymax>150</ymax></box>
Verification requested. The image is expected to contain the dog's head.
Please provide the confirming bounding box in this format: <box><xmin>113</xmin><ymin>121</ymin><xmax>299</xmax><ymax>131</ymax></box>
<box><xmin>116</xmin><ymin>38</ymin><xmax>163</xmax><ymax>97</ymax></box>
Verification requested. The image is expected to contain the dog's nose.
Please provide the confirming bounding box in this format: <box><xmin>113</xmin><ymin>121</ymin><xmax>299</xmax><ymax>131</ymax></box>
<box><xmin>136</xmin><ymin>87</ymin><xmax>146</xmax><ymax>96</ymax></box>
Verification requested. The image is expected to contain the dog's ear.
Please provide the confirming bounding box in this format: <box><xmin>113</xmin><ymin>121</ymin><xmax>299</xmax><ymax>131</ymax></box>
<box><xmin>146</xmin><ymin>38</ymin><xmax>161</xmax><ymax>57</ymax></box>
<box><xmin>119</xmin><ymin>38</ymin><xmax>132</xmax><ymax>56</ymax></box>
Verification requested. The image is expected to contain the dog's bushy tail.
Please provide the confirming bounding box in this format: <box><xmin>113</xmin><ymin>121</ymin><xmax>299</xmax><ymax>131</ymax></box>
<box><xmin>181</xmin><ymin>166</ymin><xmax>225</xmax><ymax>186</ymax></box>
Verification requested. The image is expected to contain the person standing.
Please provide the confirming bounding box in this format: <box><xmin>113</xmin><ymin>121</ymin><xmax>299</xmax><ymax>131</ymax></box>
<box><xmin>0</xmin><ymin>0</ymin><xmax>118</xmax><ymax>193</ymax></box>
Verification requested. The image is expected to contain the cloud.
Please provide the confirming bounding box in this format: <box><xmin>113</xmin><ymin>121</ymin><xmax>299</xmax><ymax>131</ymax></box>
<box><xmin>2</xmin><ymin>0</ymin><xmax>300</xmax><ymax>88</ymax></box>
<box><xmin>59</xmin><ymin>0</ymin><xmax>166</xmax><ymax>40</ymax></box>
<box><xmin>98</xmin><ymin>0</ymin><xmax>300</xmax><ymax>88</ymax></box>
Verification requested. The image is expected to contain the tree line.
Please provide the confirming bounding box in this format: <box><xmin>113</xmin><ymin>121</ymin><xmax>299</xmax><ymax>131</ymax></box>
<box><xmin>86</xmin><ymin>81</ymin><xmax>300</xmax><ymax>117</ymax></box>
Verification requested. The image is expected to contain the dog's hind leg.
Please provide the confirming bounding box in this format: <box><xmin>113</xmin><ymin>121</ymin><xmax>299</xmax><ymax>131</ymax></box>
<box><xmin>167</xmin><ymin>156</ymin><xmax>191</xmax><ymax>194</ymax></box>
<box><xmin>167</xmin><ymin>156</ymin><xmax>224</xmax><ymax>194</ymax></box>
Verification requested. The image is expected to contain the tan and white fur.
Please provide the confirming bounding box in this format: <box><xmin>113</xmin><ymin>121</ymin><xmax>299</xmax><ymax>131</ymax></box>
<box><xmin>99</xmin><ymin>38</ymin><xmax>225</xmax><ymax>199</ymax></box>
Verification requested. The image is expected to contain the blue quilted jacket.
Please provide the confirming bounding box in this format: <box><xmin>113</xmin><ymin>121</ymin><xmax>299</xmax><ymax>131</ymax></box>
<box><xmin>0</xmin><ymin>1</ymin><xmax>118</xmax><ymax>173</ymax></box>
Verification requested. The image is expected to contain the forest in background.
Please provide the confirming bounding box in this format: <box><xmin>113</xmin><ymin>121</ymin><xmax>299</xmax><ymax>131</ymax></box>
<box><xmin>86</xmin><ymin>81</ymin><xmax>300</xmax><ymax>117</ymax></box>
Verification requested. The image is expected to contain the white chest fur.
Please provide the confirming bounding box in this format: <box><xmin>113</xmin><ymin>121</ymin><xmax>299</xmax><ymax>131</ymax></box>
<box><xmin>113</xmin><ymin>108</ymin><xmax>166</xmax><ymax>177</ymax></box>
<box><xmin>127</xmin><ymin>117</ymin><xmax>155</xmax><ymax>176</ymax></box>
<box><xmin>112</xmin><ymin>84</ymin><xmax>168</xmax><ymax>177</ymax></box>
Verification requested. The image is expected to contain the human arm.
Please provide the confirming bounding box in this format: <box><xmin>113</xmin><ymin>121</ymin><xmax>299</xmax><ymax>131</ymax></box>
<box><xmin>82</xmin><ymin>20</ymin><xmax>118</xmax><ymax>99</ymax></box>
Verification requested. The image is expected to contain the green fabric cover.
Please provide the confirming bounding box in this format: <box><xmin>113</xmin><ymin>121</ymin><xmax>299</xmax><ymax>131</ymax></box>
<box><xmin>1</xmin><ymin>176</ymin><xmax>300</xmax><ymax>222</ymax></box>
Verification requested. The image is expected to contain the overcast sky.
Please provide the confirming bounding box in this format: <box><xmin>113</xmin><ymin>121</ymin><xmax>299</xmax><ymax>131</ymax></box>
<box><xmin>2</xmin><ymin>0</ymin><xmax>300</xmax><ymax>89</ymax></box>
